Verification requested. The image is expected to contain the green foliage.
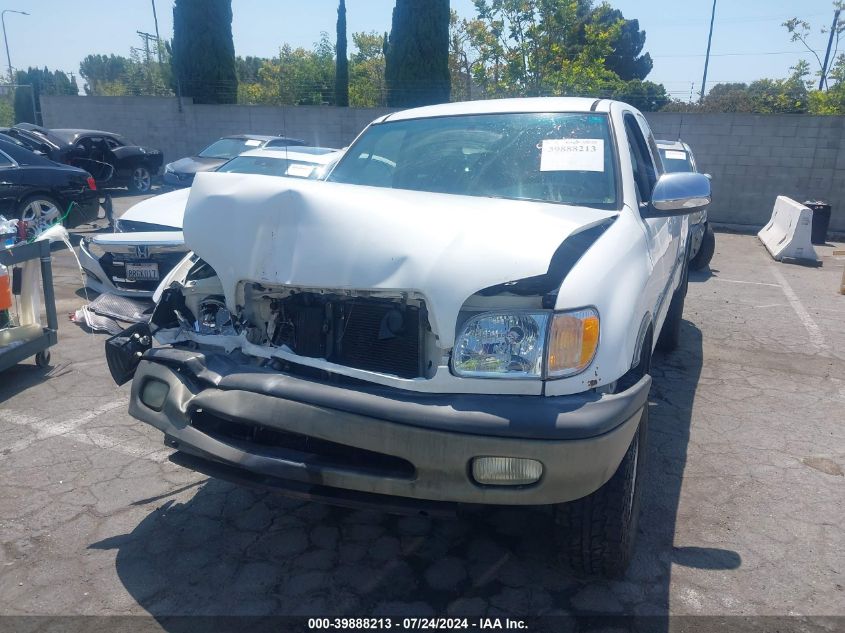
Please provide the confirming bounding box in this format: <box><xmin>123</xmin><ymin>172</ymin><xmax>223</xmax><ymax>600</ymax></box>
<box><xmin>237</xmin><ymin>34</ymin><xmax>336</xmax><ymax>106</ymax></box>
<box><xmin>13</xmin><ymin>68</ymin><xmax>78</xmax><ymax>124</ymax></box>
<box><xmin>589</xmin><ymin>4</ymin><xmax>652</xmax><ymax>81</ymax></box>
<box><xmin>336</xmin><ymin>0</ymin><xmax>349</xmax><ymax>107</ymax></box>
<box><xmin>448</xmin><ymin>0</ymin><xmax>663</xmax><ymax>107</ymax></box>
<box><xmin>172</xmin><ymin>0</ymin><xmax>238</xmax><ymax>104</ymax></box>
<box><xmin>79</xmin><ymin>54</ymin><xmax>129</xmax><ymax>95</ymax></box>
<box><xmin>385</xmin><ymin>0</ymin><xmax>451</xmax><ymax>107</ymax></box>
<box><xmin>0</xmin><ymin>98</ymin><xmax>13</xmax><ymax>127</ymax></box>
<box><xmin>349</xmin><ymin>32</ymin><xmax>387</xmax><ymax>107</ymax></box>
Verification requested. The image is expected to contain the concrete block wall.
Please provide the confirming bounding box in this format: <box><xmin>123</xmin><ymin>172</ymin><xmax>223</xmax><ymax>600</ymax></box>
<box><xmin>41</xmin><ymin>96</ymin><xmax>845</xmax><ymax>232</ymax></box>
<box><xmin>646</xmin><ymin>112</ymin><xmax>845</xmax><ymax>232</ymax></box>
<box><xmin>41</xmin><ymin>96</ymin><xmax>393</xmax><ymax>164</ymax></box>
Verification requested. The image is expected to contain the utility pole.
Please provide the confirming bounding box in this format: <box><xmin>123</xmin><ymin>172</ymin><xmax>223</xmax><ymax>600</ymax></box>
<box><xmin>136</xmin><ymin>31</ymin><xmax>158</xmax><ymax>66</ymax></box>
<box><xmin>151</xmin><ymin>0</ymin><xmax>163</xmax><ymax>64</ymax></box>
<box><xmin>819</xmin><ymin>9</ymin><xmax>841</xmax><ymax>90</ymax></box>
<box><xmin>1</xmin><ymin>9</ymin><xmax>28</xmax><ymax>82</ymax></box>
<box><xmin>699</xmin><ymin>0</ymin><xmax>717</xmax><ymax>103</ymax></box>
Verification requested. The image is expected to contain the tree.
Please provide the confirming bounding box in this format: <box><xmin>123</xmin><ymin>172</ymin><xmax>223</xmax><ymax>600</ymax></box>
<box><xmin>237</xmin><ymin>35</ymin><xmax>336</xmax><ymax>106</ymax></box>
<box><xmin>79</xmin><ymin>54</ymin><xmax>129</xmax><ymax>95</ymax></box>
<box><xmin>385</xmin><ymin>0</ymin><xmax>451</xmax><ymax>107</ymax></box>
<box><xmin>588</xmin><ymin>5</ymin><xmax>652</xmax><ymax>81</ymax></box>
<box><xmin>783</xmin><ymin>3</ymin><xmax>845</xmax><ymax>90</ymax></box>
<box><xmin>336</xmin><ymin>0</ymin><xmax>349</xmax><ymax>106</ymax></box>
<box><xmin>172</xmin><ymin>0</ymin><xmax>238</xmax><ymax>104</ymax></box>
<box><xmin>349</xmin><ymin>31</ymin><xmax>387</xmax><ymax>106</ymax></box>
<box><xmin>13</xmin><ymin>67</ymin><xmax>78</xmax><ymax>124</ymax></box>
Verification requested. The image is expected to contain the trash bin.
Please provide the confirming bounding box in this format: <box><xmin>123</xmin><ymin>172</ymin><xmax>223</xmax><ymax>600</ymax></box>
<box><xmin>804</xmin><ymin>200</ymin><xmax>831</xmax><ymax>245</ymax></box>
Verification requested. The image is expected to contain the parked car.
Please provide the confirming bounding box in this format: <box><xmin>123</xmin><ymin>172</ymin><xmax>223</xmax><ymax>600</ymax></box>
<box><xmin>80</xmin><ymin>148</ymin><xmax>342</xmax><ymax>296</ymax></box>
<box><xmin>657</xmin><ymin>140</ymin><xmax>715</xmax><ymax>270</ymax></box>
<box><xmin>5</xmin><ymin>123</ymin><xmax>163</xmax><ymax>194</ymax></box>
<box><xmin>0</xmin><ymin>137</ymin><xmax>100</xmax><ymax>233</ymax></box>
<box><xmin>162</xmin><ymin>134</ymin><xmax>307</xmax><ymax>188</ymax></box>
<box><xmin>106</xmin><ymin>98</ymin><xmax>710</xmax><ymax>578</ymax></box>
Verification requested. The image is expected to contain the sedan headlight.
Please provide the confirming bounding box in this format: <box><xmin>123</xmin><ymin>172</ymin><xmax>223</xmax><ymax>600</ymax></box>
<box><xmin>164</xmin><ymin>163</ymin><xmax>175</xmax><ymax>174</ymax></box>
<box><xmin>452</xmin><ymin>308</ymin><xmax>599</xmax><ymax>379</ymax></box>
<box><xmin>83</xmin><ymin>238</ymin><xmax>107</xmax><ymax>260</ymax></box>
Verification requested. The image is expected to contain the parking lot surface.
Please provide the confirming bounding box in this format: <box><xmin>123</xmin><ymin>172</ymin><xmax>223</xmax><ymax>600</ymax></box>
<box><xmin>1</xmin><ymin>194</ymin><xmax>843</xmax><ymax>621</ymax></box>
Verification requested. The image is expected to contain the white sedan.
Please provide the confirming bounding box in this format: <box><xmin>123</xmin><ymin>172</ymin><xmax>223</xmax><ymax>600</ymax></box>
<box><xmin>79</xmin><ymin>147</ymin><xmax>343</xmax><ymax>297</ymax></box>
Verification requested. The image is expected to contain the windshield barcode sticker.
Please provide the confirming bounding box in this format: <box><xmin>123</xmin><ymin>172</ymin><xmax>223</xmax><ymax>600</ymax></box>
<box><xmin>540</xmin><ymin>139</ymin><xmax>605</xmax><ymax>172</ymax></box>
<box><xmin>664</xmin><ymin>150</ymin><xmax>687</xmax><ymax>160</ymax></box>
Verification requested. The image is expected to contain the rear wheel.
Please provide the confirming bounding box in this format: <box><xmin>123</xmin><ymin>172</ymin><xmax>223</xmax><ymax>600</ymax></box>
<box><xmin>690</xmin><ymin>224</ymin><xmax>715</xmax><ymax>271</ymax></box>
<box><xmin>18</xmin><ymin>195</ymin><xmax>62</xmax><ymax>235</ymax></box>
<box><xmin>129</xmin><ymin>166</ymin><xmax>152</xmax><ymax>193</ymax></box>
<box><xmin>554</xmin><ymin>406</ymin><xmax>648</xmax><ymax>578</ymax></box>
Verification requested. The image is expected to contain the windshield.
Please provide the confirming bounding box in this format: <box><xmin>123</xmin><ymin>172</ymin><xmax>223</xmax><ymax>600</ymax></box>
<box><xmin>216</xmin><ymin>155</ymin><xmax>318</xmax><ymax>178</ymax></box>
<box><xmin>659</xmin><ymin>148</ymin><xmax>694</xmax><ymax>173</ymax></box>
<box><xmin>328</xmin><ymin>112</ymin><xmax>617</xmax><ymax>208</ymax></box>
<box><xmin>199</xmin><ymin>137</ymin><xmax>263</xmax><ymax>159</ymax></box>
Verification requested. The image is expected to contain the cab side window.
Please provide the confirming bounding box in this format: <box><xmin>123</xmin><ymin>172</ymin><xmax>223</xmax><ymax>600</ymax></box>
<box><xmin>623</xmin><ymin>113</ymin><xmax>658</xmax><ymax>205</ymax></box>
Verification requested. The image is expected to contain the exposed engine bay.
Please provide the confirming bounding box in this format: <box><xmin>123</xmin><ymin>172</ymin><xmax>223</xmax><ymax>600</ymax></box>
<box><xmin>151</xmin><ymin>260</ymin><xmax>435</xmax><ymax>380</ymax></box>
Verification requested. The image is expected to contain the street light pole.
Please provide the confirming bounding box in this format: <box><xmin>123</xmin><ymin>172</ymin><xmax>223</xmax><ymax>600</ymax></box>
<box><xmin>1</xmin><ymin>9</ymin><xmax>29</xmax><ymax>82</ymax></box>
<box><xmin>699</xmin><ymin>0</ymin><xmax>717</xmax><ymax>103</ymax></box>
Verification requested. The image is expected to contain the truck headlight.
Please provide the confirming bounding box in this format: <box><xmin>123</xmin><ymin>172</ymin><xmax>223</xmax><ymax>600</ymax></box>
<box><xmin>453</xmin><ymin>312</ymin><xmax>549</xmax><ymax>378</ymax></box>
<box><xmin>452</xmin><ymin>308</ymin><xmax>599</xmax><ymax>379</ymax></box>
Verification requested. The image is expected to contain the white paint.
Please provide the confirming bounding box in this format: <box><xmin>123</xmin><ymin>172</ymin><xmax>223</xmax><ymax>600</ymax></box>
<box><xmin>0</xmin><ymin>403</ymin><xmax>170</xmax><ymax>463</ymax></box>
<box><xmin>183</xmin><ymin>173</ymin><xmax>617</xmax><ymax>348</ymax></box>
<box><xmin>757</xmin><ymin>196</ymin><xmax>819</xmax><ymax>263</ymax></box>
<box><xmin>0</xmin><ymin>400</ymin><xmax>127</xmax><ymax>457</ymax></box>
<box><xmin>712</xmin><ymin>278</ymin><xmax>780</xmax><ymax>288</ymax></box>
<box><xmin>540</xmin><ymin>139</ymin><xmax>605</xmax><ymax>172</ymax></box>
<box><xmin>770</xmin><ymin>266</ymin><xmax>827</xmax><ymax>350</ymax></box>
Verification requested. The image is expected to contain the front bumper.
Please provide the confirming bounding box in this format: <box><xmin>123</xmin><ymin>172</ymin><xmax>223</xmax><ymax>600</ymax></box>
<box><xmin>129</xmin><ymin>347</ymin><xmax>650</xmax><ymax>507</ymax></box>
<box><xmin>78</xmin><ymin>238</ymin><xmax>188</xmax><ymax>298</ymax></box>
<box><xmin>163</xmin><ymin>171</ymin><xmax>193</xmax><ymax>188</ymax></box>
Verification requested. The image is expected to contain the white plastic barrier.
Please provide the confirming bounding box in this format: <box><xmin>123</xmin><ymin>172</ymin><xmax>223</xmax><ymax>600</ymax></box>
<box><xmin>758</xmin><ymin>196</ymin><xmax>819</xmax><ymax>263</ymax></box>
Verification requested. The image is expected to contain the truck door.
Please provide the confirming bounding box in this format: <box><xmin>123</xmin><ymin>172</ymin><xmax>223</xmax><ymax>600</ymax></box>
<box><xmin>622</xmin><ymin>112</ymin><xmax>679</xmax><ymax>332</ymax></box>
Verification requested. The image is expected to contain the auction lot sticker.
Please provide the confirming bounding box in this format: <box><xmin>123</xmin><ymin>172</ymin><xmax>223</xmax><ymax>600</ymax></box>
<box><xmin>540</xmin><ymin>138</ymin><xmax>604</xmax><ymax>172</ymax></box>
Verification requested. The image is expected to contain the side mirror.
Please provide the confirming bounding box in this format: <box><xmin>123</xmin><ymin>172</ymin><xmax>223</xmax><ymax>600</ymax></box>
<box><xmin>643</xmin><ymin>172</ymin><xmax>711</xmax><ymax>219</ymax></box>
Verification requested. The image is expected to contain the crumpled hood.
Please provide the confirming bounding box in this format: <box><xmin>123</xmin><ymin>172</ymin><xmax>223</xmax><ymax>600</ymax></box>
<box><xmin>120</xmin><ymin>188</ymin><xmax>190</xmax><ymax>228</ymax></box>
<box><xmin>184</xmin><ymin>172</ymin><xmax>617</xmax><ymax>347</ymax></box>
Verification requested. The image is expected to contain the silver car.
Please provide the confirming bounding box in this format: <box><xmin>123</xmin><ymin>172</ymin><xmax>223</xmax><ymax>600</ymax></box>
<box><xmin>657</xmin><ymin>140</ymin><xmax>715</xmax><ymax>270</ymax></box>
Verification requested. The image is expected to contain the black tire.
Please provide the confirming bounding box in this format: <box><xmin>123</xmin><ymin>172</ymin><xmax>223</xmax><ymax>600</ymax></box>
<box><xmin>554</xmin><ymin>406</ymin><xmax>648</xmax><ymax>578</ymax></box>
<box><xmin>690</xmin><ymin>224</ymin><xmax>715</xmax><ymax>271</ymax></box>
<box><xmin>35</xmin><ymin>350</ymin><xmax>51</xmax><ymax>368</ymax></box>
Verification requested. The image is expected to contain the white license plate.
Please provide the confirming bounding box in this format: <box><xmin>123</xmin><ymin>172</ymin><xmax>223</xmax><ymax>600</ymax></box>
<box><xmin>125</xmin><ymin>262</ymin><xmax>159</xmax><ymax>281</ymax></box>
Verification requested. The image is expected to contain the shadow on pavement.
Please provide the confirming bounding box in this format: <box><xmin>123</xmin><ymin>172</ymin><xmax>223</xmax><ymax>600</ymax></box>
<box><xmin>88</xmin><ymin>320</ymin><xmax>739</xmax><ymax>625</ymax></box>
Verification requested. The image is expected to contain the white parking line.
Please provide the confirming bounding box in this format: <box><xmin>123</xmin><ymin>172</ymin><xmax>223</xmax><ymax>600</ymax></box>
<box><xmin>770</xmin><ymin>266</ymin><xmax>827</xmax><ymax>351</ymax></box>
<box><xmin>711</xmin><ymin>277</ymin><xmax>780</xmax><ymax>288</ymax></box>
<box><xmin>0</xmin><ymin>400</ymin><xmax>169</xmax><ymax>463</ymax></box>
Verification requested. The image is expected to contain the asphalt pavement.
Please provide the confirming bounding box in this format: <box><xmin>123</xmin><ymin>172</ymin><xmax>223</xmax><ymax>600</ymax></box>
<box><xmin>1</xmin><ymin>192</ymin><xmax>843</xmax><ymax>625</ymax></box>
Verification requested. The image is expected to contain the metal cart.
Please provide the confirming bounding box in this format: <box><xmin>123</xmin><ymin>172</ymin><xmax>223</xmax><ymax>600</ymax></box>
<box><xmin>0</xmin><ymin>240</ymin><xmax>58</xmax><ymax>371</ymax></box>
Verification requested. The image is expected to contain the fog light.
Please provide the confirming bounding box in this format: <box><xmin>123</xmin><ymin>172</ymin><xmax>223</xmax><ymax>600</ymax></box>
<box><xmin>140</xmin><ymin>379</ymin><xmax>169</xmax><ymax>411</ymax></box>
<box><xmin>471</xmin><ymin>457</ymin><xmax>543</xmax><ymax>486</ymax></box>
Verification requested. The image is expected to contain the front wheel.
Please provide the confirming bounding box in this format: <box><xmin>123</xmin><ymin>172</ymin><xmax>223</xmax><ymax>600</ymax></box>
<box><xmin>129</xmin><ymin>166</ymin><xmax>152</xmax><ymax>193</ymax></box>
<box><xmin>554</xmin><ymin>407</ymin><xmax>648</xmax><ymax>578</ymax></box>
<box><xmin>690</xmin><ymin>224</ymin><xmax>715</xmax><ymax>271</ymax></box>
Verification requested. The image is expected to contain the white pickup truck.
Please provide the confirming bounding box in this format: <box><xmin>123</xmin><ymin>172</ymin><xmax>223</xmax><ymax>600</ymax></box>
<box><xmin>106</xmin><ymin>97</ymin><xmax>710</xmax><ymax>578</ymax></box>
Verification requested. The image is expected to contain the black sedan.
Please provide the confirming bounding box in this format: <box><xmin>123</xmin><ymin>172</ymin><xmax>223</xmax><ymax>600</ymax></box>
<box><xmin>0</xmin><ymin>138</ymin><xmax>100</xmax><ymax>232</ymax></box>
<box><xmin>162</xmin><ymin>134</ymin><xmax>305</xmax><ymax>187</ymax></box>
<box><xmin>4</xmin><ymin>124</ymin><xmax>163</xmax><ymax>193</ymax></box>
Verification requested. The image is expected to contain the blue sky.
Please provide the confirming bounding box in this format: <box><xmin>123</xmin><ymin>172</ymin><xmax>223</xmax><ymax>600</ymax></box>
<box><xmin>4</xmin><ymin>0</ymin><xmax>842</xmax><ymax>99</ymax></box>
